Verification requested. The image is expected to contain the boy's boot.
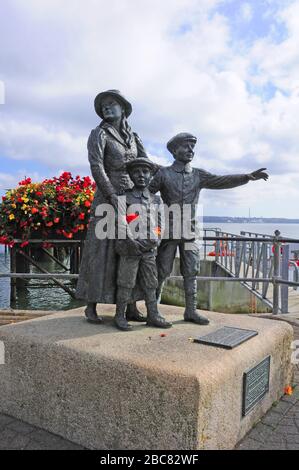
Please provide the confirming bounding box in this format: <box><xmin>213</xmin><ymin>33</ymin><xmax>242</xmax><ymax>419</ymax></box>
<box><xmin>183</xmin><ymin>277</ymin><xmax>209</xmax><ymax>325</ymax></box>
<box><xmin>114</xmin><ymin>288</ymin><xmax>133</xmax><ymax>331</ymax></box>
<box><xmin>146</xmin><ymin>290</ymin><xmax>172</xmax><ymax>328</ymax></box>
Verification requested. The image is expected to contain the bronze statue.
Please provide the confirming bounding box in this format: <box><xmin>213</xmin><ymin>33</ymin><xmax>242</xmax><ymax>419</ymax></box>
<box><xmin>114</xmin><ymin>158</ymin><xmax>172</xmax><ymax>331</ymax></box>
<box><xmin>149</xmin><ymin>132</ymin><xmax>269</xmax><ymax>325</ymax></box>
<box><xmin>76</xmin><ymin>90</ymin><xmax>149</xmax><ymax>324</ymax></box>
<box><xmin>76</xmin><ymin>91</ymin><xmax>269</xmax><ymax>330</ymax></box>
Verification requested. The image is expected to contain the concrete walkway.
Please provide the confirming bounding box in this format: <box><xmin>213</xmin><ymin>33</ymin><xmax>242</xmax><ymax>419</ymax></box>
<box><xmin>236</xmin><ymin>321</ymin><xmax>299</xmax><ymax>450</ymax></box>
<box><xmin>0</xmin><ymin>414</ymin><xmax>84</xmax><ymax>450</ymax></box>
<box><xmin>0</xmin><ymin>317</ymin><xmax>298</xmax><ymax>450</ymax></box>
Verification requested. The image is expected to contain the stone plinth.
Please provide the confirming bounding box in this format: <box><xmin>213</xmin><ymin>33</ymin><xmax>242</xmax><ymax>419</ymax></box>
<box><xmin>0</xmin><ymin>305</ymin><xmax>293</xmax><ymax>450</ymax></box>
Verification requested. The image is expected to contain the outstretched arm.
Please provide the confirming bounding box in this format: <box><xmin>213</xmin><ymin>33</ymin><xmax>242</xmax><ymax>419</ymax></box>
<box><xmin>248</xmin><ymin>168</ymin><xmax>269</xmax><ymax>182</ymax></box>
<box><xmin>198</xmin><ymin>168</ymin><xmax>268</xmax><ymax>190</ymax></box>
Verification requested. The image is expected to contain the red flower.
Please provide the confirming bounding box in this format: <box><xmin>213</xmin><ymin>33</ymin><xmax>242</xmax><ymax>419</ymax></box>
<box><xmin>46</xmin><ymin>222</ymin><xmax>54</xmax><ymax>227</ymax></box>
<box><xmin>0</xmin><ymin>236</ymin><xmax>8</xmax><ymax>245</ymax></box>
<box><xmin>19</xmin><ymin>177</ymin><xmax>32</xmax><ymax>186</ymax></box>
<box><xmin>84</xmin><ymin>200</ymin><xmax>91</xmax><ymax>208</ymax></box>
<box><xmin>2</xmin><ymin>196</ymin><xmax>7</xmax><ymax>202</ymax></box>
<box><xmin>284</xmin><ymin>386</ymin><xmax>293</xmax><ymax>396</ymax></box>
<box><xmin>17</xmin><ymin>198</ymin><xmax>23</xmax><ymax>203</ymax></box>
<box><xmin>83</xmin><ymin>176</ymin><xmax>92</xmax><ymax>188</ymax></box>
<box><xmin>31</xmin><ymin>208</ymin><xmax>39</xmax><ymax>214</ymax></box>
<box><xmin>79</xmin><ymin>213</ymin><xmax>85</xmax><ymax>220</ymax></box>
<box><xmin>20</xmin><ymin>241</ymin><xmax>29</xmax><ymax>248</ymax></box>
<box><xmin>57</xmin><ymin>195</ymin><xmax>65</xmax><ymax>203</ymax></box>
<box><xmin>54</xmin><ymin>217</ymin><xmax>60</xmax><ymax>224</ymax></box>
<box><xmin>36</xmin><ymin>191</ymin><xmax>43</xmax><ymax>197</ymax></box>
<box><xmin>62</xmin><ymin>230</ymin><xmax>73</xmax><ymax>239</ymax></box>
<box><xmin>60</xmin><ymin>172</ymin><xmax>72</xmax><ymax>181</ymax></box>
<box><xmin>126</xmin><ymin>213</ymin><xmax>139</xmax><ymax>224</ymax></box>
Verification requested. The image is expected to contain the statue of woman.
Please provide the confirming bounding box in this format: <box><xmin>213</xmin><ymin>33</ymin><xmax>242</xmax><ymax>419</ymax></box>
<box><xmin>76</xmin><ymin>90</ymin><xmax>148</xmax><ymax>323</ymax></box>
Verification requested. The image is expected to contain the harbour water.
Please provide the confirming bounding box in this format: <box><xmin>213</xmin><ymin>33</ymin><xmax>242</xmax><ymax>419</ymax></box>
<box><xmin>1</xmin><ymin>222</ymin><xmax>299</xmax><ymax>311</ymax></box>
<box><xmin>204</xmin><ymin>223</ymin><xmax>299</xmax><ymax>239</ymax></box>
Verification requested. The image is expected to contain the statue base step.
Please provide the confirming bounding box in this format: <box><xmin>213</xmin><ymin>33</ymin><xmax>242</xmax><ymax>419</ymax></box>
<box><xmin>0</xmin><ymin>304</ymin><xmax>293</xmax><ymax>450</ymax></box>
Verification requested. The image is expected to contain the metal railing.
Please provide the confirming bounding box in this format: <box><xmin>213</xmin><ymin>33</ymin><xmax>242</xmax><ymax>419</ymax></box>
<box><xmin>0</xmin><ymin>239</ymin><xmax>83</xmax><ymax>301</ymax></box>
<box><xmin>201</xmin><ymin>229</ymin><xmax>299</xmax><ymax>314</ymax></box>
<box><xmin>1</xmin><ymin>231</ymin><xmax>299</xmax><ymax>314</ymax></box>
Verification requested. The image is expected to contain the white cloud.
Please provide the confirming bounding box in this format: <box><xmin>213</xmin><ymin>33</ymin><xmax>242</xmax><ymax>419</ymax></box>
<box><xmin>0</xmin><ymin>119</ymin><xmax>87</xmax><ymax>168</ymax></box>
<box><xmin>201</xmin><ymin>172</ymin><xmax>299</xmax><ymax>218</ymax></box>
<box><xmin>240</xmin><ymin>3</ymin><xmax>253</xmax><ymax>22</ymax></box>
<box><xmin>1</xmin><ymin>0</ymin><xmax>299</xmax><ymax>216</ymax></box>
<box><xmin>0</xmin><ymin>170</ymin><xmax>44</xmax><ymax>192</ymax></box>
<box><xmin>0</xmin><ymin>81</ymin><xmax>4</xmax><ymax>104</ymax></box>
<box><xmin>249</xmin><ymin>1</ymin><xmax>299</xmax><ymax>93</ymax></box>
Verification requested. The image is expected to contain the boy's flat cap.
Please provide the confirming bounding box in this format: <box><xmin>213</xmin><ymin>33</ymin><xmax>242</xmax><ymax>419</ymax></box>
<box><xmin>167</xmin><ymin>133</ymin><xmax>197</xmax><ymax>153</ymax></box>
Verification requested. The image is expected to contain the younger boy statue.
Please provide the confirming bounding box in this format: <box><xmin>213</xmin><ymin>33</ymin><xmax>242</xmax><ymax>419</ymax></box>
<box><xmin>114</xmin><ymin>158</ymin><xmax>172</xmax><ymax>331</ymax></box>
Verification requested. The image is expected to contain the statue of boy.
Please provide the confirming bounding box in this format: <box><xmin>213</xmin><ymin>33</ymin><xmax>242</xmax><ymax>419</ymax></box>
<box><xmin>150</xmin><ymin>132</ymin><xmax>269</xmax><ymax>325</ymax></box>
<box><xmin>114</xmin><ymin>158</ymin><xmax>172</xmax><ymax>331</ymax></box>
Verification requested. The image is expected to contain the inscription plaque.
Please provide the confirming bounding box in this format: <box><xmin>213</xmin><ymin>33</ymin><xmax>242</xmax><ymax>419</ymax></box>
<box><xmin>194</xmin><ymin>326</ymin><xmax>258</xmax><ymax>349</ymax></box>
<box><xmin>242</xmin><ymin>356</ymin><xmax>270</xmax><ymax>416</ymax></box>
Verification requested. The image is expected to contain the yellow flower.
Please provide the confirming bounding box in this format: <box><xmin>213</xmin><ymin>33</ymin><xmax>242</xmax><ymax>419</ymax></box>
<box><xmin>9</xmin><ymin>214</ymin><xmax>15</xmax><ymax>221</ymax></box>
<box><xmin>21</xmin><ymin>204</ymin><xmax>28</xmax><ymax>211</ymax></box>
<box><xmin>11</xmin><ymin>204</ymin><xmax>17</xmax><ymax>209</ymax></box>
<box><xmin>23</xmin><ymin>198</ymin><xmax>29</xmax><ymax>203</ymax></box>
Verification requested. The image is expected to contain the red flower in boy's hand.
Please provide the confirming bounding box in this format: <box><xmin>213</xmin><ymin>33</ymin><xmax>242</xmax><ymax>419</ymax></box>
<box><xmin>126</xmin><ymin>213</ymin><xmax>139</xmax><ymax>224</ymax></box>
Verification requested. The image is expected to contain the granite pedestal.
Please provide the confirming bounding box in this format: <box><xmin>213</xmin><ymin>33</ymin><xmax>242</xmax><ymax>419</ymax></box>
<box><xmin>0</xmin><ymin>305</ymin><xmax>293</xmax><ymax>449</ymax></box>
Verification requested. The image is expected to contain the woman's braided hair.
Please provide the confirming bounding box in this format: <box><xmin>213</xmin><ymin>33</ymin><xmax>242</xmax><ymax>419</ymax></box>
<box><xmin>119</xmin><ymin>112</ymin><xmax>133</xmax><ymax>148</ymax></box>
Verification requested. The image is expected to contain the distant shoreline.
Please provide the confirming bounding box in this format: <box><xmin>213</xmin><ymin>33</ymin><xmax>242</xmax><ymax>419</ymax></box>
<box><xmin>203</xmin><ymin>217</ymin><xmax>299</xmax><ymax>224</ymax></box>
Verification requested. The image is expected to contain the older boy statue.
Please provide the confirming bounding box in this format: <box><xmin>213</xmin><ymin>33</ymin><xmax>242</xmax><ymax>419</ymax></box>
<box><xmin>150</xmin><ymin>133</ymin><xmax>268</xmax><ymax>325</ymax></box>
<box><xmin>114</xmin><ymin>158</ymin><xmax>172</xmax><ymax>331</ymax></box>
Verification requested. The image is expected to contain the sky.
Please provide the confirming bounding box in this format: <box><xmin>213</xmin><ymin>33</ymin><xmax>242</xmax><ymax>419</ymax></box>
<box><xmin>0</xmin><ymin>0</ymin><xmax>299</xmax><ymax>218</ymax></box>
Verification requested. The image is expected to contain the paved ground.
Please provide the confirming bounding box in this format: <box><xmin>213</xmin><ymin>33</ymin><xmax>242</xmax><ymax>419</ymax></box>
<box><xmin>0</xmin><ymin>319</ymin><xmax>298</xmax><ymax>450</ymax></box>
<box><xmin>0</xmin><ymin>415</ymin><xmax>84</xmax><ymax>450</ymax></box>
<box><xmin>236</xmin><ymin>322</ymin><xmax>299</xmax><ymax>450</ymax></box>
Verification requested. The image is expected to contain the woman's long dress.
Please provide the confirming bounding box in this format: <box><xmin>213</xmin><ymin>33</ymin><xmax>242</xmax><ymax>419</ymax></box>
<box><xmin>75</xmin><ymin>121</ymin><xmax>148</xmax><ymax>303</ymax></box>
